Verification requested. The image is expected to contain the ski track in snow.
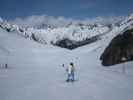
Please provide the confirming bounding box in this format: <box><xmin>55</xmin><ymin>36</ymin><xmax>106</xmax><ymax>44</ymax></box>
<box><xmin>0</xmin><ymin>28</ymin><xmax>133</xmax><ymax>100</ymax></box>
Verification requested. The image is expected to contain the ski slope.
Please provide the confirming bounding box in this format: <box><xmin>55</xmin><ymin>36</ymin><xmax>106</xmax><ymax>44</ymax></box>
<box><xmin>0</xmin><ymin>27</ymin><xmax>133</xmax><ymax>100</ymax></box>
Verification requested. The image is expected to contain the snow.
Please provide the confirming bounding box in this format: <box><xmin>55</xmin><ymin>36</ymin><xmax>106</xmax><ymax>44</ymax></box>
<box><xmin>0</xmin><ymin>14</ymin><xmax>133</xmax><ymax>49</ymax></box>
<box><xmin>1</xmin><ymin>14</ymin><xmax>133</xmax><ymax>100</ymax></box>
<box><xmin>1</xmin><ymin>21</ymin><xmax>133</xmax><ymax>100</ymax></box>
<box><xmin>120</xmin><ymin>14</ymin><xmax>133</xmax><ymax>26</ymax></box>
<box><xmin>20</xmin><ymin>24</ymin><xmax>110</xmax><ymax>45</ymax></box>
<box><xmin>2</xmin><ymin>13</ymin><xmax>133</xmax><ymax>48</ymax></box>
<box><xmin>0</xmin><ymin>19</ymin><xmax>111</xmax><ymax>46</ymax></box>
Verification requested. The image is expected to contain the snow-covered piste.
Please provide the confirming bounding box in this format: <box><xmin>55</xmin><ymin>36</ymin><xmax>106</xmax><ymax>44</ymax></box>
<box><xmin>0</xmin><ymin>14</ymin><xmax>133</xmax><ymax>100</ymax></box>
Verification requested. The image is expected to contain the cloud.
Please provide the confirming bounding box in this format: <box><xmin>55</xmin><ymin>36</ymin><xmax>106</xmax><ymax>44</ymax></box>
<box><xmin>0</xmin><ymin>17</ymin><xmax>3</xmax><ymax>22</ymax></box>
<box><xmin>83</xmin><ymin>16</ymin><xmax>125</xmax><ymax>24</ymax></box>
<box><xmin>10</xmin><ymin>15</ymin><xmax>125</xmax><ymax>28</ymax></box>
<box><xmin>10</xmin><ymin>15</ymin><xmax>73</xmax><ymax>28</ymax></box>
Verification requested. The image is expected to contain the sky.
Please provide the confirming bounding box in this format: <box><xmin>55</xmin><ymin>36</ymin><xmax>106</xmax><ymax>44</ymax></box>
<box><xmin>0</xmin><ymin>0</ymin><xmax>133</xmax><ymax>20</ymax></box>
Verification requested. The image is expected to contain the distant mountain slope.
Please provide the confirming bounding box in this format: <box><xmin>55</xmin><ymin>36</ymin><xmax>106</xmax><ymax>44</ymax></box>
<box><xmin>0</xmin><ymin>14</ymin><xmax>133</xmax><ymax>49</ymax></box>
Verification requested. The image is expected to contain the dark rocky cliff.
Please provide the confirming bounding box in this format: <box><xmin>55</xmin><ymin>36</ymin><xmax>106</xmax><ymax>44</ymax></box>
<box><xmin>100</xmin><ymin>28</ymin><xmax>133</xmax><ymax>66</ymax></box>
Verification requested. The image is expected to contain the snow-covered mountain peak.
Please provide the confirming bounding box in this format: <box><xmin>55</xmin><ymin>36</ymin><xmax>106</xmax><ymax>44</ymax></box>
<box><xmin>0</xmin><ymin>13</ymin><xmax>133</xmax><ymax>49</ymax></box>
<box><xmin>120</xmin><ymin>13</ymin><xmax>133</xmax><ymax>26</ymax></box>
<box><xmin>128</xmin><ymin>13</ymin><xmax>133</xmax><ymax>19</ymax></box>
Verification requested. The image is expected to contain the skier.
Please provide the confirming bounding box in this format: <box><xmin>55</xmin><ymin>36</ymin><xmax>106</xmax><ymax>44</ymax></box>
<box><xmin>66</xmin><ymin>62</ymin><xmax>75</xmax><ymax>82</ymax></box>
